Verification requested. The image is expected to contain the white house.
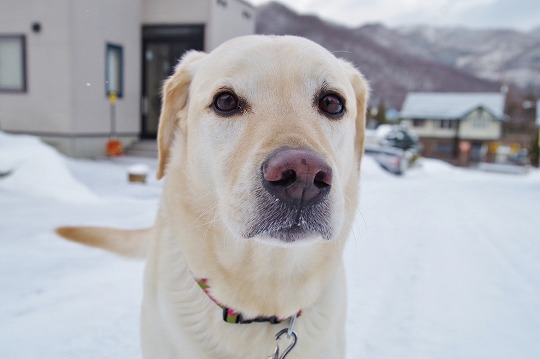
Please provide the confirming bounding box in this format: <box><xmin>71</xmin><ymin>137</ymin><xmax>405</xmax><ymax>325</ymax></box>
<box><xmin>400</xmin><ymin>92</ymin><xmax>506</xmax><ymax>164</ymax></box>
<box><xmin>0</xmin><ymin>0</ymin><xmax>255</xmax><ymax>157</ymax></box>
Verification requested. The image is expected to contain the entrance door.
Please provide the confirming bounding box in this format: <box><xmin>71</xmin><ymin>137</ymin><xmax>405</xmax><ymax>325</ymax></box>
<box><xmin>141</xmin><ymin>25</ymin><xmax>204</xmax><ymax>138</ymax></box>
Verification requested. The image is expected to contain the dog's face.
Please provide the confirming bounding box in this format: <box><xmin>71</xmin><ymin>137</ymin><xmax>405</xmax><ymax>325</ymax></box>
<box><xmin>158</xmin><ymin>36</ymin><xmax>368</xmax><ymax>247</ymax></box>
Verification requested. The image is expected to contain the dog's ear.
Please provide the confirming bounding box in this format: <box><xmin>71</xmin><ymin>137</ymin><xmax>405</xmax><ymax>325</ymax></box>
<box><xmin>339</xmin><ymin>60</ymin><xmax>370</xmax><ymax>158</ymax></box>
<box><xmin>157</xmin><ymin>50</ymin><xmax>206</xmax><ymax>179</ymax></box>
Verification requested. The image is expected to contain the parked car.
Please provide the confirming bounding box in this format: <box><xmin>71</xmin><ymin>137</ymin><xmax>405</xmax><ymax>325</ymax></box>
<box><xmin>364</xmin><ymin>145</ymin><xmax>409</xmax><ymax>175</ymax></box>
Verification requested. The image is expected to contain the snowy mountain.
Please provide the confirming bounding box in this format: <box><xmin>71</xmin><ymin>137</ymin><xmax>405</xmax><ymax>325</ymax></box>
<box><xmin>529</xmin><ymin>26</ymin><xmax>540</xmax><ymax>39</ymax></box>
<box><xmin>390</xmin><ymin>26</ymin><xmax>540</xmax><ymax>90</ymax></box>
<box><xmin>255</xmin><ymin>2</ymin><xmax>539</xmax><ymax>108</ymax></box>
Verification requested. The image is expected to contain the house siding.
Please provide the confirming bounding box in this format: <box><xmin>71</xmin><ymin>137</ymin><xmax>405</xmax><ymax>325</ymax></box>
<box><xmin>70</xmin><ymin>0</ymin><xmax>141</xmax><ymax>136</ymax></box>
<box><xmin>0</xmin><ymin>0</ymin><xmax>254</xmax><ymax>157</ymax></box>
<box><xmin>142</xmin><ymin>0</ymin><xmax>210</xmax><ymax>25</ymax></box>
<box><xmin>419</xmin><ymin>137</ymin><xmax>458</xmax><ymax>162</ymax></box>
<box><xmin>0</xmin><ymin>0</ymin><xmax>72</xmax><ymax>134</ymax></box>
<box><xmin>402</xmin><ymin>118</ymin><xmax>458</xmax><ymax>138</ymax></box>
<box><xmin>207</xmin><ymin>0</ymin><xmax>255</xmax><ymax>51</ymax></box>
<box><xmin>458</xmin><ymin>109</ymin><xmax>502</xmax><ymax>140</ymax></box>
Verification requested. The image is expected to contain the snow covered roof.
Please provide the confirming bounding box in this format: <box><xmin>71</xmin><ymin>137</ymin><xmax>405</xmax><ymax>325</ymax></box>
<box><xmin>400</xmin><ymin>92</ymin><xmax>506</xmax><ymax>120</ymax></box>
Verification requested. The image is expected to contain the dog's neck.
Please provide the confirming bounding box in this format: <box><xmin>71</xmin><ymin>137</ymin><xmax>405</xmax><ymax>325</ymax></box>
<box><xmin>161</xmin><ymin>205</ymin><xmax>346</xmax><ymax>320</ymax></box>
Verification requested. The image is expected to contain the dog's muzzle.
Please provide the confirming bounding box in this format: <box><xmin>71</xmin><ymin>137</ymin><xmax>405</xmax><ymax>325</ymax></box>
<box><xmin>245</xmin><ymin>147</ymin><xmax>333</xmax><ymax>243</ymax></box>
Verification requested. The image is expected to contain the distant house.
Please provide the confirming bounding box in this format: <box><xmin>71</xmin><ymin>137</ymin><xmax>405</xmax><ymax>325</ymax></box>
<box><xmin>399</xmin><ymin>92</ymin><xmax>506</xmax><ymax>165</ymax></box>
<box><xmin>537</xmin><ymin>100</ymin><xmax>540</xmax><ymax>127</ymax></box>
<box><xmin>0</xmin><ymin>0</ymin><xmax>255</xmax><ymax>157</ymax></box>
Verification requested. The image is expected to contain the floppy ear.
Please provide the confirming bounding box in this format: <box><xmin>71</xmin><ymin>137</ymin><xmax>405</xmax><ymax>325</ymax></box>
<box><xmin>157</xmin><ymin>50</ymin><xmax>206</xmax><ymax>179</ymax></box>
<box><xmin>339</xmin><ymin>60</ymin><xmax>370</xmax><ymax>158</ymax></box>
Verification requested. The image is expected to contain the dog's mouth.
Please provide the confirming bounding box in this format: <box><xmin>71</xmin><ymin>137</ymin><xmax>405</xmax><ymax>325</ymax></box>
<box><xmin>243</xmin><ymin>188</ymin><xmax>332</xmax><ymax>244</ymax></box>
<box><xmin>264</xmin><ymin>225</ymin><xmax>320</xmax><ymax>243</ymax></box>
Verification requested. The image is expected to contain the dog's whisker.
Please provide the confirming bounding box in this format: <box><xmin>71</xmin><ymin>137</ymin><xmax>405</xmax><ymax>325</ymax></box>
<box><xmin>189</xmin><ymin>217</ymin><xmax>222</xmax><ymax>231</ymax></box>
<box><xmin>192</xmin><ymin>202</ymin><xmax>220</xmax><ymax>225</ymax></box>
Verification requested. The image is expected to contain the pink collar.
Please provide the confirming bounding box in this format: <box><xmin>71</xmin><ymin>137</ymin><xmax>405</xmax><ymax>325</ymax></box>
<box><xmin>196</xmin><ymin>278</ymin><xmax>302</xmax><ymax>324</ymax></box>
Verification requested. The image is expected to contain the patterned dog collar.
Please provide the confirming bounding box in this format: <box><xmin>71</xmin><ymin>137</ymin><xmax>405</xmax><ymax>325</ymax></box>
<box><xmin>196</xmin><ymin>278</ymin><xmax>301</xmax><ymax>324</ymax></box>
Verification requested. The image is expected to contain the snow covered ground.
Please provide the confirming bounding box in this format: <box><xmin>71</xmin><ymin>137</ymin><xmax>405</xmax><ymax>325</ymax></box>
<box><xmin>1</xmin><ymin>132</ymin><xmax>539</xmax><ymax>359</ymax></box>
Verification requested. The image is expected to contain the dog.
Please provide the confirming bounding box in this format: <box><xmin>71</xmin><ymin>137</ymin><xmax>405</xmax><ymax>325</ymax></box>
<box><xmin>57</xmin><ymin>35</ymin><xmax>368</xmax><ymax>358</ymax></box>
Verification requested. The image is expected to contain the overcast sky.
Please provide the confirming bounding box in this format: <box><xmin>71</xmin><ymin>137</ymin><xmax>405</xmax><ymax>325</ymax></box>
<box><xmin>249</xmin><ymin>0</ymin><xmax>540</xmax><ymax>31</ymax></box>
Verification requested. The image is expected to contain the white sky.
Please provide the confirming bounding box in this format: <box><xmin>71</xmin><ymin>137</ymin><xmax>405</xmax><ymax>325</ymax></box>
<box><xmin>248</xmin><ymin>0</ymin><xmax>540</xmax><ymax>31</ymax></box>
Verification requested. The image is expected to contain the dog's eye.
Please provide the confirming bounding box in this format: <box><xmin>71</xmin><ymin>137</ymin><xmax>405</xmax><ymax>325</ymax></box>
<box><xmin>318</xmin><ymin>93</ymin><xmax>344</xmax><ymax>117</ymax></box>
<box><xmin>213</xmin><ymin>92</ymin><xmax>240</xmax><ymax>115</ymax></box>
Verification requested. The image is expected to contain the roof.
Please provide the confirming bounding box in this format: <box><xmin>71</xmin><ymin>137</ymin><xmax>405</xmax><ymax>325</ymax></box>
<box><xmin>400</xmin><ymin>92</ymin><xmax>506</xmax><ymax>120</ymax></box>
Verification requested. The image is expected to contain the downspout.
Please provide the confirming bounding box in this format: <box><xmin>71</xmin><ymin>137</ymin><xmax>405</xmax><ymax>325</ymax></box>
<box><xmin>453</xmin><ymin>118</ymin><xmax>461</xmax><ymax>161</ymax></box>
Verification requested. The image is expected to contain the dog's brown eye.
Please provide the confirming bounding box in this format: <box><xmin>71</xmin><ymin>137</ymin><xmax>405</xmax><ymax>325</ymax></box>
<box><xmin>319</xmin><ymin>94</ymin><xmax>344</xmax><ymax>117</ymax></box>
<box><xmin>213</xmin><ymin>92</ymin><xmax>240</xmax><ymax>115</ymax></box>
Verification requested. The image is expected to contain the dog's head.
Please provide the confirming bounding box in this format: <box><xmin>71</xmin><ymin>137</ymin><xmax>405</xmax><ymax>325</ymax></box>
<box><xmin>158</xmin><ymin>35</ymin><xmax>368</xmax><ymax>247</ymax></box>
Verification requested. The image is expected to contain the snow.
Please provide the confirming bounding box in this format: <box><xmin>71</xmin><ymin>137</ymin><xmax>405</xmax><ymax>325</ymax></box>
<box><xmin>1</xmin><ymin>132</ymin><xmax>540</xmax><ymax>358</ymax></box>
<box><xmin>0</xmin><ymin>132</ymin><xmax>98</xmax><ymax>203</ymax></box>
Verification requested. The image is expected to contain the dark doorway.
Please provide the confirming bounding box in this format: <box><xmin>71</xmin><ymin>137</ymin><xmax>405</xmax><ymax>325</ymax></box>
<box><xmin>141</xmin><ymin>25</ymin><xmax>204</xmax><ymax>138</ymax></box>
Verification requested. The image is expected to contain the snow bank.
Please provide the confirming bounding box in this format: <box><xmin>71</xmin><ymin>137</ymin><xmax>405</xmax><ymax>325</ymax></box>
<box><xmin>414</xmin><ymin>157</ymin><xmax>457</xmax><ymax>175</ymax></box>
<box><xmin>0</xmin><ymin>132</ymin><xmax>98</xmax><ymax>203</ymax></box>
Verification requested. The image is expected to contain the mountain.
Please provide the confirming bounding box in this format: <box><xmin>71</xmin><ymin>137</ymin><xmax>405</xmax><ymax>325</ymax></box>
<box><xmin>530</xmin><ymin>26</ymin><xmax>540</xmax><ymax>39</ymax></box>
<box><xmin>388</xmin><ymin>26</ymin><xmax>540</xmax><ymax>90</ymax></box>
<box><xmin>255</xmin><ymin>2</ymin><xmax>538</xmax><ymax>108</ymax></box>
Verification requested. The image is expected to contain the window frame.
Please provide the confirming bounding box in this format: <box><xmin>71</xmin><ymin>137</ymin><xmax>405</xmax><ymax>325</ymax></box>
<box><xmin>439</xmin><ymin>119</ymin><xmax>457</xmax><ymax>130</ymax></box>
<box><xmin>105</xmin><ymin>43</ymin><xmax>124</xmax><ymax>98</ymax></box>
<box><xmin>0</xmin><ymin>34</ymin><xmax>27</xmax><ymax>93</ymax></box>
<box><xmin>412</xmin><ymin>118</ymin><xmax>426</xmax><ymax>127</ymax></box>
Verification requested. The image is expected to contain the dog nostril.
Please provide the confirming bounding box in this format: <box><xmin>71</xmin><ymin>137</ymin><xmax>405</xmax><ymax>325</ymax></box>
<box><xmin>314</xmin><ymin>171</ymin><xmax>331</xmax><ymax>189</ymax></box>
<box><xmin>271</xmin><ymin>169</ymin><xmax>297</xmax><ymax>187</ymax></box>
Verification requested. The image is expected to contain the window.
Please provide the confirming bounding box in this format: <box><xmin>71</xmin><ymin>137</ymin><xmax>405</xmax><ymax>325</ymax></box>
<box><xmin>412</xmin><ymin>118</ymin><xmax>425</xmax><ymax>127</ymax></box>
<box><xmin>0</xmin><ymin>35</ymin><xmax>27</xmax><ymax>92</ymax></box>
<box><xmin>439</xmin><ymin>120</ymin><xmax>456</xmax><ymax>129</ymax></box>
<box><xmin>105</xmin><ymin>43</ymin><xmax>123</xmax><ymax>98</ymax></box>
<box><xmin>472</xmin><ymin>108</ymin><xmax>489</xmax><ymax>128</ymax></box>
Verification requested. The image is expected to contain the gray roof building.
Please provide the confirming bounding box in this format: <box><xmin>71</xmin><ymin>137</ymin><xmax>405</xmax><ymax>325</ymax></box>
<box><xmin>400</xmin><ymin>92</ymin><xmax>506</xmax><ymax>121</ymax></box>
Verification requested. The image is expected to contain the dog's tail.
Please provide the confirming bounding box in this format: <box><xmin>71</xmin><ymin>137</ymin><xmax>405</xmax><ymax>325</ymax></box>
<box><xmin>55</xmin><ymin>226</ymin><xmax>152</xmax><ymax>259</ymax></box>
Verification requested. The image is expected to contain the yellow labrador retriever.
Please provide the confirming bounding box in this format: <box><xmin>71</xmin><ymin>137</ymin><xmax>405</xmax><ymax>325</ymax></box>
<box><xmin>58</xmin><ymin>35</ymin><xmax>368</xmax><ymax>358</ymax></box>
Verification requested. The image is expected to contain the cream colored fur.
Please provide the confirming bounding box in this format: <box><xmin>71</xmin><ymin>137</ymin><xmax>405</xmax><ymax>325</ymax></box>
<box><xmin>57</xmin><ymin>35</ymin><xmax>369</xmax><ymax>359</ymax></box>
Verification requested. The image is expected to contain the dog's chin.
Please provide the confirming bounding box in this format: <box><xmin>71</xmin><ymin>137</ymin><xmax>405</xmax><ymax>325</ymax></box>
<box><xmin>244</xmin><ymin>220</ymin><xmax>332</xmax><ymax>247</ymax></box>
<box><xmin>251</xmin><ymin>227</ymin><xmax>324</xmax><ymax>247</ymax></box>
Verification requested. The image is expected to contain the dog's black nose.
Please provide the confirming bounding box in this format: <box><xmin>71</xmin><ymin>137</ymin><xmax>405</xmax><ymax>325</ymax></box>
<box><xmin>261</xmin><ymin>148</ymin><xmax>332</xmax><ymax>206</ymax></box>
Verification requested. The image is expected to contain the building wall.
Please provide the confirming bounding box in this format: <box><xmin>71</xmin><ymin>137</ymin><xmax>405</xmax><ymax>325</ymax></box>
<box><xmin>1</xmin><ymin>0</ymin><xmax>254</xmax><ymax>157</ymax></box>
<box><xmin>403</xmin><ymin>111</ymin><xmax>501</xmax><ymax>141</ymax></box>
<box><xmin>458</xmin><ymin>109</ymin><xmax>502</xmax><ymax>140</ymax></box>
<box><xmin>0</xmin><ymin>0</ymin><xmax>141</xmax><ymax>157</ymax></box>
<box><xmin>141</xmin><ymin>0</ymin><xmax>255</xmax><ymax>52</ymax></box>
<box><xmin>402</xmin><ymin>118</ymin><xmax>458</xmax><ymax>139</ymax></box>
<box><xmin>419</xmin><ymin>137</ymin><xmax>457</xmax><ymax>162</ymax></box>
<box><xmin>404</xmin><ymin>110</ymin><xmax>502</xmax><ymax>166</ymax></box>
<box><xmin>0</xmin><ymin>0</ymin><xmax>72</xmax><ymax>133</ymax></box>
<box><xmin>70</xmin><ymin>0</ymin><xmax>141</xmax><ymax>136</ymax></box>
<box><xmin>207</xmin><ymin>0</ymin><xmax>255</xmax><ymax>51</ymax></box>
<box><xmin>142</xmin><ymin>0</ymin><xmax>209</xmax><ymax>25</ymax></box>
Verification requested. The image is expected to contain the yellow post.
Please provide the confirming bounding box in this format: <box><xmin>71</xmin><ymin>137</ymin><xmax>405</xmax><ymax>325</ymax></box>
<box><xmin>106</xmin><ymin>91</ymin><xmax>122</xmax><ymax>156</ymax></box>
<box><xmin>108</xmin><ymin>92</ymin><xmax>118</xmax><ymax>105</ymax></box>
